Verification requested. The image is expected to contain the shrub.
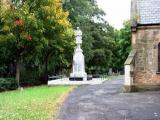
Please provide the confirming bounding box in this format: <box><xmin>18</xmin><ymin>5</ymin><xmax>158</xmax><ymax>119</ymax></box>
<box><xmin>21</xmin><ymin>70</ymin><xmax>43</xmax><ymax>86</ymax></box>
<box><xmin>0</xmin><ymin>78</ymin><xmax>18</xmax><ymax>92</ymax></box>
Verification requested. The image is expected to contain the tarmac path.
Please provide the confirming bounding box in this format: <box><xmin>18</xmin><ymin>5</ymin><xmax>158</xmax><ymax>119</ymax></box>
<box><xmin>58</xmin><ymin>76</ymin><xmax>160</xmax><ymax>120</ymax></box>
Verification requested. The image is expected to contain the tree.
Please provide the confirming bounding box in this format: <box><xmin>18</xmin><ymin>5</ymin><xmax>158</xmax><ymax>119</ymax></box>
<box><xmin>63</xmin><ymin>0</ymin><xmax>115</xmax><ymax>74</ymax></box>
<box><xmin>27</xmin><ymin>0</ymin><xmax>74</xmax><ymax>83</ymax></box>
<box><xmin>111</xmin><ymin>21</ymin><xmax>132</xmax><ymax>72</ymax></box>
<box><xmin>88</xmin><ymin>22</ymin><xmax>115</xmax><ymax>73</ymax></box>
<box><xmin>0</xmin><ymin>2</ymin><xmax>45</xmax><ymax>87</ymax></box>
<box><xmin>0</xmin><ymin>0</ymin><xmax>74</xmax><ymax>86</ymax></box>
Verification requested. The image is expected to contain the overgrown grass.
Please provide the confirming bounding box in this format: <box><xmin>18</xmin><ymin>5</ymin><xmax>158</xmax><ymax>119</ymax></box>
<box><xmin>0</xmin><ymin>86</ymin><xmax>74</xmax><ymax>120</ymax></box>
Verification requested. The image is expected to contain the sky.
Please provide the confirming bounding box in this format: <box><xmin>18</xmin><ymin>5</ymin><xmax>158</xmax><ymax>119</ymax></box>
<box><xmin>97</xmin><ymin>0</ymin><xmax>131</xmax><ymax>29</ymax></box>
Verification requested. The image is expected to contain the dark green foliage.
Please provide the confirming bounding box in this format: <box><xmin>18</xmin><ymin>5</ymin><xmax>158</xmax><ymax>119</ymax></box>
<box><xmin>0</xmin><ymin>78</ymin><xmax>18</xmax><ymax>91</ymax></box>
<box><xmin>111</xmin><ymin>21</ymin><xmax>132</xmax><ymax>72</ymax></box>
<box><xmin>63</xmin><ymin>0</ymin><xmax>115</xmax><ymax>74</ymax></box>
<box><xmin>0</xmin><ymin>0</ymin><xmax>132</xmax><ymax>89</ymax></box>
<box><xmin>0</xmin><ymin>0</ymin><xmax>74</xmax><ymax>86</ymax></box>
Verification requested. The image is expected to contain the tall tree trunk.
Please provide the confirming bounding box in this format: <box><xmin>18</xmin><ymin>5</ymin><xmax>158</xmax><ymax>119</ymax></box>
<box><xmin>44</xmin><ymin>58</ymin><xmax>48</xmax><ymax>84</ymax></box>
<box><xmin>16</xmin><ymin>61</ymin><xmax>20</xmax><ymax>88</ymax></box>
<box><xmin>44</xmin><ymin>52</ymin><xmax>53</xmax><ymax>84</ymax></box>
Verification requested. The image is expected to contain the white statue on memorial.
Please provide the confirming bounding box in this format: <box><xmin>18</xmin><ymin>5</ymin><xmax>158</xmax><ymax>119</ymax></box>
<box><xmin>70</xmin><ymin>27</ymin><xmax>87</xmax><ymax>81</ymax></box>
<box><xmin>75</xmin><ymin>27</ymin><xmax>82</xmax><ymax>44</ymax></box>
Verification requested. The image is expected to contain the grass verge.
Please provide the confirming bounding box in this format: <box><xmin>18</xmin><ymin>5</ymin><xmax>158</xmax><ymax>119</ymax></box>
<box><xmin>0</xmin><ymin>86</ymin><xmax>75</xmax><ymax>120</ymax></box>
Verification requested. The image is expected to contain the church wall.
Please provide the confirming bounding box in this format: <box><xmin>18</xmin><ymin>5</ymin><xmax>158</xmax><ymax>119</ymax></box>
<box><xmin>133</xmin><ymin>25</ymin><xmax>160</xmax><ymax>90</ymax></box>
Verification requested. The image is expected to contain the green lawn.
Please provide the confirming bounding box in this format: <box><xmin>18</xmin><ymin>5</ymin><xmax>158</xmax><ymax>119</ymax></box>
<box><xmin>0</xmin><ymin>86</ymin><xmax>74</xmax><ymax>120</ymax></box>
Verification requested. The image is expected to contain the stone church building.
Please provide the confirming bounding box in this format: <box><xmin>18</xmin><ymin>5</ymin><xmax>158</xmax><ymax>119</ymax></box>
<box><xmin>124</xmin><ymin>0</ymin><xmax>160</xmax><ymax>91</ymax></box>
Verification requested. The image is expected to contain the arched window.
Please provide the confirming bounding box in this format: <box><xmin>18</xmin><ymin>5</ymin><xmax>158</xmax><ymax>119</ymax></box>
<box><xmin>158</xmin><ymin>43</ymin><xmax>160</xmax><ymax>72</ymax></box>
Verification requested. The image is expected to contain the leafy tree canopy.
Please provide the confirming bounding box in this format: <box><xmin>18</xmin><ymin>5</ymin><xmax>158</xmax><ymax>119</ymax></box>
<box><xmin>0</xmin><ymin>0</ymin><xmax>74</xmax><ymax>84</ymax></box>
<box><xmin>63</xmin><ymin>0</ymin><xmax>116</xmax><ymax>74</ymax></box>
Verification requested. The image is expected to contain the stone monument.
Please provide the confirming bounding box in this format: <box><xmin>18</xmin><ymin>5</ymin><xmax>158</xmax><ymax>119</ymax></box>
<box><xmin>70</xmin><ymin>27</ymin><xmax>87</xmax><ymax>81</ymax></box>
